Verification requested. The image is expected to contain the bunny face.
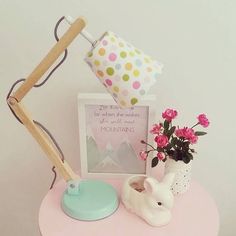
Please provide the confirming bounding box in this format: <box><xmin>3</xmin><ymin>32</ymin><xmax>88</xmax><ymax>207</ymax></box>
<box><xmin>121</xmin><ymin>173</ymin><xmax>175</xmax><ymax>227</ymax></box>
<box><xmin>144</xmin><ymin>177</ymin><xmax>174</xmax><ymax>210</ymax></box>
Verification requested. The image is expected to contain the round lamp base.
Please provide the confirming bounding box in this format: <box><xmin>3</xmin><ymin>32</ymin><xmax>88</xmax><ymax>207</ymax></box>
<box><xmin>61</xmin><ymin>179</ymin><xmax>119</xmax><ymax>221</ymax></box>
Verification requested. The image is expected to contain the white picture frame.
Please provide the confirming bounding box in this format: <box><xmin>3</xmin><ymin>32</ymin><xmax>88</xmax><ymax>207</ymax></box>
<box><xmin>78</xmin><ymin>93</ymin><xmax>156</xmax><ymax>179</ymax></box>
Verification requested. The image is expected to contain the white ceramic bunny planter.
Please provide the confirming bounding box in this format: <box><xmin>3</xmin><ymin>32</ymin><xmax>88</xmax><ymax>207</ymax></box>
<box><xmin>121</xmin><ymin>173</ymin><xmax>175</xmax><ymax>227</ymax></box>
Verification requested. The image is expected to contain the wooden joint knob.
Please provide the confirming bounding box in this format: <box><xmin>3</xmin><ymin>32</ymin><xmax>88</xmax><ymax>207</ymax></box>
<box><xmin>7</xmin><ymin>96</ymin><xmax>18</xmax><ymax>106</ymax></box>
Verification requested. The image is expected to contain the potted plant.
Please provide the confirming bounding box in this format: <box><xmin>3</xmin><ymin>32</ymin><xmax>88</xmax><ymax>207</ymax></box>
<box><xmin>139</xmin><ymin>108</ymin><xmax>209</xmax><ymax>195</ymax></box>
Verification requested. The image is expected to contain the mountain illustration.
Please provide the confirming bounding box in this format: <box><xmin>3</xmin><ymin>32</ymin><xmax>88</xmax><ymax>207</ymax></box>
<box><xmin>116</xmin><ymin>140</ymin><xmax>145</xmax><ymax>174</ymax></box>
<box><xmin>86</xmin><ymin>135</ymin><xmax>102</xmax><ymax>171</ymax></box>
<box><xmin>86</xmin><ymin>132</ymin><xmax>145</xmax><ymax>174</ymax></box>
<box><xmin>102</xmin><ymin>142</ymin><xmax>115</xmax><ymax>159</ymax></box>
<box><xmin>91</xmin><ymin>155</ymin><xmax>125</xmax><ymax>173</ymax></box>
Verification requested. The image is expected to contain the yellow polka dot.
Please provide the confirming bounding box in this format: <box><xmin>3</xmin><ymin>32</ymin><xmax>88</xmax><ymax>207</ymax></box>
<box><xmin>131</xmin><ymin>98</ymin><xmax>138</xmax><ymax>105</ymax></box>
<box><xmin>120</xmin><ymin>100</ymin><xmax>126</xmax><ymax>107</ymax></box>
<box><xmin>120</xmin><ymin>51</ymin><xmax>127</xmax><ymax>58</ymax></box>
<box><xmin>94</xmin><ymin>60</ymin><xmax>100</xmax><ymax>66</ymax></box>
<box><xmin>113</xmin><ymin>86</ymin><xmax>119</xmax><ymax>93</ymax></box>
<box><xmin>122</xmin><ymin>74</ymin><xmax>130</xmax><ymax>81</ymax></box>
<box><xmin>129</xmin><ymin>51</ymin><xmax>135</xmax><ymax>57</ymax></box>
<box><xmin>98</xmin><ymin>48</ymin><xmax>106</xmax><ymax>56</ymax></box>
<box><xmin>97</xmin><ymin>70</ymin><xmax>104</xmax><ymax>77</ymax></box>
<box><xmin>87</xmin><ymin>51</ymin><xmax>93</xmax><ymax>57</ymax></box>
<box><xmin>133</xmin><ymin>70</ymin><xmax>140</xmax><ymax>77</ymax></box>
<box><xmin>106</xmin><ymin>67</ymin><xmax>114</xmax><ymax>76</ymax></box>
<box><xmin>110</xmin><ymin>37</ymin><xmax>116</xmax><ymax>42</ymax></box>
<box><xmin>125</xmin><ymin>63</ymin><xmax>133</xmax><ymax>70</ymax></box>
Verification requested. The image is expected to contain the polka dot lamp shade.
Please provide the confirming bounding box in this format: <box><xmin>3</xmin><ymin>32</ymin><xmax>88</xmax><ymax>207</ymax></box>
<box><xmin>85</xmin><ymin>31</ymin><xmax>163</xmax><ymax>108</ymax></box>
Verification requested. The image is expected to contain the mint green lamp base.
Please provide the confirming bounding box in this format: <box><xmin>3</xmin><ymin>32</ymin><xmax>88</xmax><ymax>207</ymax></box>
<box><xmin>61</xmin><ymin>179</ymin><xmax>119</xmax><ymax>221</ymax></box>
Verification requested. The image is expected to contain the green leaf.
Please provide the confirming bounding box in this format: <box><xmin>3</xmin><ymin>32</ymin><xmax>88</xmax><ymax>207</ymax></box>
<box><xmin>182</xmin><ymin>152</ymin><xmax>193</xmax><ymax>163</ymax></box>
<box><xmin>171</xmin><ymin>137</ymin><xmax>177</xmax><ymax>145</ymax></box>
<box><xmin>164</xmin><ymin>120</ymin><xmax>170</xmax><ymax>130</ymax></box>
<box><xmin>195</xmin><ymin>131</ymin><xmax>207</xmax><ymax>136</ymax></box>
<box><xmin>172</xmin><ymin>152</ymin><xmax>179</xmax><ymax>161</ymax></box>
<box><xmin>182</xmin><ymin>141</ymin><xmax>190</xmax><ymax>151</ymax></box>
<box><xmin>176</xmin><ymin>139</ymin><xmax>184</xmax><ymax>148</ymax></box>
<box><xmin>183</xmin><ymin>141</ymin><xmax>190</xmax><ymax>148</ymax></box>
<box><xmin>186</xmin><ymin>152</ymin><xmax>193</xmax><ymax>160</ymax></box>
<box><xmin>166</xmin><ymin>150</ymin><xmax>174</xmax><ymax>157</ymax></box>
<box><xmin>166</xmin><ymin>126</ymin><xmax>176</xmax><ymax>138</ymax></box>
<box><xmin>165</xmin><ymin>143</ymin><xmax>173</xmax><ymax>151</ymax></box>
<box><xmin>168</xmin><ymin>126</ymin><xmax>176</xmax><ymax>136</ymax></box>
<box><xmin>182</xmin><ymin>155</ymin><xmax>191</xmax><ymax>164</ymax></box>
<box><xmin>151</xmin><ymin>157</ymin><xmax>159</xmax><ymax>168</ymax></box>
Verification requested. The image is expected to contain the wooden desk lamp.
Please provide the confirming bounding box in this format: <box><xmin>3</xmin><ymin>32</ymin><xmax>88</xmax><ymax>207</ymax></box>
<box><xmin>7</xmin><ymin>16</ymin><xmax>162</xmax><ymax>221</ymax></box>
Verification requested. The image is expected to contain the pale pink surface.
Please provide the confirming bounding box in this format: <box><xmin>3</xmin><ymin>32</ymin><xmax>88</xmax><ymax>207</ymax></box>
<box><xmin>39</xmin><ymin>179</ymin><xmax>219</xmax><ymax>236</ymax></box>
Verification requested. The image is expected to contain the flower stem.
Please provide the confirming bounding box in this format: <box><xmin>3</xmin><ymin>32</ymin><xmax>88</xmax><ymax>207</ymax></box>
<box><xmin>141</xmin><ymin>140</ymin><xmax>156</xmax><ymax>150</ymax></box>
<box><xmin>191</xmin><ymin>122</ymin><xmax>199</xmax><ymax>129</ymax></box>
<box><xmin>147</xmin><ymin>149</ymin><xmax>157</xmax><ymax>154</ymax></box>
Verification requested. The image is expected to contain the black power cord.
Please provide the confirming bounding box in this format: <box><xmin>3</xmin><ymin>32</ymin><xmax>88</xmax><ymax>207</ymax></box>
<box><xmin>7</xmin><ymin>16</ymin><xmax>69</xmax><ymax>189</ymax></box>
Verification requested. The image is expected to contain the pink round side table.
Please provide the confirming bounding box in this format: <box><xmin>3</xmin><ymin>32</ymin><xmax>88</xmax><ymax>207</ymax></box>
<box><xmin>39</xmin><ymin>179</ymin><xmax>219</xmax><ymax>236</ymax></box>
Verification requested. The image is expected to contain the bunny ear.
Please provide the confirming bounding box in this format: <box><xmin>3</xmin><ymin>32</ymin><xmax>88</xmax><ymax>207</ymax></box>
<box><xmin>144</xmin><ymin>177</ymin><xmax>158</xmax><ymax>193</ymax></box>
<box><xmin>162</xmin><ymin>173</ymin><xmax>175</xmax><ymax>188</ymax></box>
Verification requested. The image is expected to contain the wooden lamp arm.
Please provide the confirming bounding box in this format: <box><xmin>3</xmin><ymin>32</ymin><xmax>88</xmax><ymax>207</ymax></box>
<box><xmin>13</xmin><ymin>17</ymin><xmax>86</xmax><ymax>102</ymax></box>
<box><xmin>7</xmin><ymin>17</ymin><xmax>86</xmax><ymax>182</ymax></box>
<box><xmin>8</xmin><ymin>98</ymin><xmax>78</xmax><ymax>181</ymax></box>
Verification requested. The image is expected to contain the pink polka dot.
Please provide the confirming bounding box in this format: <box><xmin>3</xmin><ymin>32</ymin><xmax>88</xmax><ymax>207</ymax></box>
<box><xmin>122</xmin><ymin>89</ymin><xmax>129</xmax><ymax>96</ymax></box>
<box><xmin>102</xmin><ymin>40</ymin><xmax>108</xmax><ymax>46</ymax></box>
<box><xmin>133</xmin><ymin>81</ymin><xmax>141</xmax><ymax>89</ymax></box>
<box><xmin>105</xmin><ymin>79</ymin><xmax>112</xmax><ymax>86</ymax></box>
<box><xmin>108</xmin><ymin>53</ymin><xmax>117</xmax><ymax>61</ymax></box>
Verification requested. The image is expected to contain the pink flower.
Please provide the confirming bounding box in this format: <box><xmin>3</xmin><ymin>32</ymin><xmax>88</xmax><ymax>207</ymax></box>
<box><xmin>189</xmin><ymin>135</ymin><xmax>198</xmax><ymax>144</ymax></box>
<box><xmin>155</xmin><ymin>135</ymin><xmax>169</xmax><ymax>148</ymax></box>
<box><xmin>157</xmin><ymin>152</ymin><xmax>165</xmax><ymax>160</ymax></box>
<box><xmin>150</xmin><ymin>123</ymin><xmax>162</xmax><ymax>134</ymax></box>
<box><xmin>175</xmin><ymin>128</ymin><xmax>185</xmax><ymax>137</ymax></box>
<box><xmin>197</xmin><ymin>114</ymin><xmax>209</xmax><ymax>128</ymax></box>
<box><xmin>176</xmin><ymin>127</ymin><xmax>194</xmax><ymax>139</ymax></box>
<box><xmin>162</xmin><ymin>108</ymin><xmax>178</xmax><ymax>122</ymax></box>
<box><xmin>139</xmin><ymin>151</ymin><xmax>148</xmax><ymax>161</ymax></box>
<box><xmin>181</xmin><ymin>127</ymin><xmax>198</xmax><ymax>144</ymax></box>
<box><xmin>182</xmin><ymin>127</ymin><xmax>195</xmax><ymax>140</ymax></box>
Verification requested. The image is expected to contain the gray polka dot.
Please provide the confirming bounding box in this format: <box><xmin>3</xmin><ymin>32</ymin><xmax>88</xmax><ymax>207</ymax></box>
<box><xmin>135</xmin><ymin>59</ymin><xmax>142</xmax><ymax>67</ymax></box>
<box><xmin>115</xmin><ymin>64</ymin><xmax>121</xmax><ymax>70</ymax></box>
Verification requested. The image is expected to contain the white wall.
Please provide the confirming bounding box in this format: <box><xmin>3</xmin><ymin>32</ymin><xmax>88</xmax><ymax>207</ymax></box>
<box><xmin>0</xmin><ymin>0</ymin><xmax>235</xmax><ymax>235</ymax></box>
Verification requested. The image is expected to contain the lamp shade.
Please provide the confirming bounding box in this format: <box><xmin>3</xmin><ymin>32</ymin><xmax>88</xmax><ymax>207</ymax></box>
<box><xmin>85</xmin><ymin>31</ymin><xmax>163</xmax><ymax>108</ymax></box>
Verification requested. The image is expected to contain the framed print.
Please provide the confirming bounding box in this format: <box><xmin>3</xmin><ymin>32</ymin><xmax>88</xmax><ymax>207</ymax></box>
<box><xmin>78</xmin><ymin>93</ymin><xmax>156</xmax><ymax>178</ymax></box>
